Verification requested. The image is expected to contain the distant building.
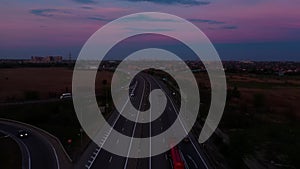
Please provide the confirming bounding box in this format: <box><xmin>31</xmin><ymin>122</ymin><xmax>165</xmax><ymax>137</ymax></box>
<box><xmin>278</xmin><ymin>70</ymin><xmax>285</xmax><ymax>76</ymax></box>
<box><xmin>31</xmin><ymin>56</ymin><xmax>63</xmax><ymax>63</ymax></box>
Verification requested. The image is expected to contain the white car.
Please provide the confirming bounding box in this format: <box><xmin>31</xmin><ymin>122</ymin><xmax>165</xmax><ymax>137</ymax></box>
<box><xmin>60</xmin><ymin>93</ymin><xmax>72</xmax><ymax>100</ymax></box>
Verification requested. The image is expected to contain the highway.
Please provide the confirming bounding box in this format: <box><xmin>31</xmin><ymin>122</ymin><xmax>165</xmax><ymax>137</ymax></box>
<box><xmin>147</xmin><ymin>75</ymin><xmax>210</xmax><ymax>169</ymax></box>
<box><xmin>0</xmin><ymin>120</ymin><xmax>64</xmax><ymax>169</ymax></box>
<box><xmin>78</xmin><ymin>73</ymin><xmax>211</xmax><ymax>169</ymax></box>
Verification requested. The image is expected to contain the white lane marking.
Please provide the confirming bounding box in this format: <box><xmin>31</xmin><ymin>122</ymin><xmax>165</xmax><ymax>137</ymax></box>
<box><xmin>179</xmin><ymin>150</ymin><xmax>190</xmax><ymax>169</ymax></box>
<box><xmin>151</xmin><ymin>76</ymin><xmax>210</xmax><ymax>169</ymax></box>
<box><xmin>109</xmin><ymin>156</ymin><xmax>113</xmax><ymax>163</ymax></box>
<box><xmin>87</xmin><ymin>78</ymin><xmax>139</xmax><ymax>169</ymax></box>
<box><xmin>50</xmin><ymin>145</ymin><xmax>60</xmax><ymax>169</ymax></box>
<box><xmin>188</xmin><ymin>155</ymin><xmax>198</xmax><ymax>169</ymax></box>
<box><xmin>124</xmin><ymin>77</ymin><xmax>146</xmax><ymax>169</ymax></box>
<box><xmin>86</xmin><ymin>97</ymin><xmax>131</xmax><ymax>169</ymax></box>
<box><xmin>168</xmin><ymin>158</ymin><xmax>174</xmax><ymax>169</ymax></box>
<box><xmin>0</xmin><ymin>130</ymin><xmax>31</xmax><ymax>169</ymax></box>
<box><xmin>19</xmin><ymin>137</ymin><xmax>31</xmax><ymax>169</ymax></box>
<box><xmin>149</xmin><ymin>79</ymin><xmax>152</xmax><ymax>169</ymax></box>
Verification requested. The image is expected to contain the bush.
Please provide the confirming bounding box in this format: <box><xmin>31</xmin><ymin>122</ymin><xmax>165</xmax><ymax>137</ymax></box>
<box><xmin>23</xmin><ymin>91</ymin><xmax>40</xmax><ymax>100</ymax></box>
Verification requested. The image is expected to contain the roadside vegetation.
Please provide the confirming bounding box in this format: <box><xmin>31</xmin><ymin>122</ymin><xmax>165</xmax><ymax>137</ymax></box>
<box><xmin>211</xmin><ymin>73</ymin><xmax>300</xmax><ymax>169</ymax></box>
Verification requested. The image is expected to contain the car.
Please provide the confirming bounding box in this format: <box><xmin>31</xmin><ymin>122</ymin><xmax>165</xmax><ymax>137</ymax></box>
<box><xmin>183</xmin><ymin>136</ymin><xmax>190</xmax><ymax>143</ymax></box>
<box><xmin>0</xmin><ymin>132</ymin><xmax>9</xmax><ymax>138</ymax></box>
<box><xmin>17</xmin><ymin>130</ymin><xmax>29</xmax><ymax>138</ymax></box>
<box><xmin>60</xmin><ymin>93</ymin><xmax>72</xmax><ymax>100</ymax></box>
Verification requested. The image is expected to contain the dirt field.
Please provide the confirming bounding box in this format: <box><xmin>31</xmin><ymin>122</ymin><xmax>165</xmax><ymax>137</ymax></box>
<box><xmin>226</xmin><ymin>74</ymin><xmax>300</xmax><ymax>118</ymax></box>
<box><xmin>1</xmin><ymin>68</ymin><xmax>299</xmax><ymax>117</ymax></box>
<box><xmin>194</xmin><ymin>72</ymin><xmax>300</xmax><ymax>118</ymax></box>
<box><xmin>0</xmin><ymin>68</ymin><xmax>113</xmax><ymax>102</ymax></box>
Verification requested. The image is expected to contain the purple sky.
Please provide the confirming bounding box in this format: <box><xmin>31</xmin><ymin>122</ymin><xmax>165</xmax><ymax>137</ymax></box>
<box><xmin>1</xmin><ymin>0</ymin><xmax>300</xmax><ymax>60</ymax></box>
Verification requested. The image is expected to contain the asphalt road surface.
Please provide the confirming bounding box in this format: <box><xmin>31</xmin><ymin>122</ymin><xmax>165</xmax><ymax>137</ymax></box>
<box><xmin>0</xmin><ymin>121</ymin><xmax>60</xmax><ymax>169</ymax></box>
<box><xmin>79</xmin><ymin>73</ymin><xmax>211</xmax><ymax>169</ymax></box>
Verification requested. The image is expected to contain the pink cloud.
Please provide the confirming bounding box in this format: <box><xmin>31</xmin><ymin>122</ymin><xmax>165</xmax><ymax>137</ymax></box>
<box><xmin>1</xmin><ymin>0</ymin><xmax>300</xmax><ymax>50</ymax></box>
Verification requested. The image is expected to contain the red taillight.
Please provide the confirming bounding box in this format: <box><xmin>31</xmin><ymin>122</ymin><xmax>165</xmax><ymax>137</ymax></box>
<box><xmin>174</xmin><ymin>162</ymin><xmax>184</xmax><ymax>169</ymax></box>
<box><xmin>170</xmin><ymin>146</ymin><xmax>185</xmax><ymax>169</ymax></box>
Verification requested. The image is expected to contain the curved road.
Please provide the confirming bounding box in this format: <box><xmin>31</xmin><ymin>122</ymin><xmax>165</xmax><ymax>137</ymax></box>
<box><xmin>0</xmin><ymin>120</ymin><xmax>61</xmax><ymax>169</ymax></box>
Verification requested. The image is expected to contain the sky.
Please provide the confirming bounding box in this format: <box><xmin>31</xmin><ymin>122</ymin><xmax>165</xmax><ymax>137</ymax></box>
<box><xmin>0</xmin><ymin>0</ymin><xmax>300</xmax><ymax>61</ymax></box>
